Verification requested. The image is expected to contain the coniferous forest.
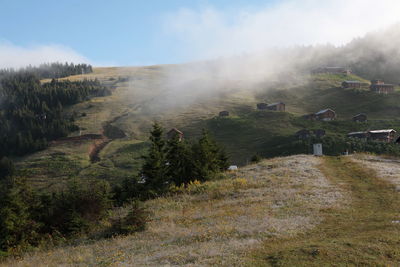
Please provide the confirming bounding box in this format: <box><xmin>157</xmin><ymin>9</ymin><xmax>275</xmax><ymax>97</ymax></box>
<box><xmin>0</xmin><ymin>63</ymin><xmax>110</xmax><ymax>157</ymax></box>
<box><xmin>0</xmin><ymin>62</ymin><xmax>93</xmax><ymax>80</ymax></box>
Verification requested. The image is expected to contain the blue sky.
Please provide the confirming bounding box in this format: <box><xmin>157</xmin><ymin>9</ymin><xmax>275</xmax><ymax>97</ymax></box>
<box><xmin>1</xmin><ymin>0</ymin><xmax>400</xmax><ymax>67</ymax></box>
<box><xmin>0</xmin><ymin>0</ymin><xmax>278</xmax><ymax>66</ymax></box>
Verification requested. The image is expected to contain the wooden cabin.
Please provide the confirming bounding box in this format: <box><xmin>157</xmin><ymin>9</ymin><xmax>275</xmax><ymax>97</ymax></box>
<box><xmin>347</xmin><ymin>131</ymin><xmax>368</xmax><ymax>140</ymax></box>
<box><xmin>342</xmin><ymin>81</ymin><xmax>362</xmax><ymax>89</ymax></box>
<box><xmin>267</xmin><ymin>102</ymin><xmax>285</xmax><ymax>111</ymax></box>
<box><xmin>368</xmin><ymin>129</ymin><xmax>396</xmax><ymax>143</ymax></box>
<box><xmin>295</xmin><ymin>129</ymin><xmax>311</xmax><ymax>139</ymax></box>
<box><xmin>313</xmin><ymin>129</ymin><xmax>326</xmax><ymax>138</ymax></box>
<box><xmin>302</xmin><ymin>113</ymin><xmax>317</xmax><ymax>121</ymax></box>
<box><xmin>167</xmin><ymin>128</ymin><xmax>184</xmax><ymax>141</ymax></box>
<box><xmin>219</xmin><ymin>111</ymin><xmax>230</xmax><ymax>117</ymax></box>
<box><xmin>352</xmin><ymin>113</ymin><xmax>367</xmax><ymax>122</ymax></box>
<box><xmin>257</xmin><ymin>103</ymin><xmax>268</xmax><ymax>110</ymax></box>
<box><xmin>315</xmin><ymin>109</ymin><xmax>336</xmax><ymax>121</ymax></box>
<box><xmin>370</xmin><ymin>80</ymin><xmax>394</xmax><ymax>94</ymax></box>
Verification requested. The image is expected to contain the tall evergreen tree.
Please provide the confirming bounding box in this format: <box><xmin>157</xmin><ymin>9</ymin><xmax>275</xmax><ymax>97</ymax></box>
<box><xmin>0</xmin><ymin>162</ymin><xmax>39</xmax><ymax>252</ymax></box>
<box><xmin>141</xmin><ymin>123</ymin><xmax>168</xmax><ymax>196</ymax></box>
<box><xmin>192</xmin><ymin>129</ymin><xmax>229</xmax><ymax>181</ymax></box>
<box><xmin>165</xmin><ymin>136</ymin><xmax>194</xmax><ymax>186</ymax></box>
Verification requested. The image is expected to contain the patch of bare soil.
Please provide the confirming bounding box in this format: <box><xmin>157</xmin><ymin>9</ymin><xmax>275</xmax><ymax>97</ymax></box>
<box><xmin>88</xmin><ymin>138</ymin><xmax>112</xmax><ymax>163</ymax></box>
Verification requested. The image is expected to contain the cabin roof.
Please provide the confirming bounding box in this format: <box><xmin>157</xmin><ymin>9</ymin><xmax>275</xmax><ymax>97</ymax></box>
<box><xmin>343</xmin><ymin>80</ymin><xmax>361</xmax><ymax>84</ymax></box>
<box><xmin>315</xmin><ymin>108</ymin><xmax>335</xmax><ymax>115</ymax></box>
<box><xmin>353</xmin><ymin>113</ymin><xmax>366</xmax><ymax>117</ymax></box>
<box><xmin>168</xmin><ymin>128</ymin><xmax>183</xmax><ymax>135</ymax></box>
<box><xmin>369</xmin><ymin>129</ymin><xmax>396</xmax><ymax>134</ymax></box>
<box><xmin>348</xmin><ymin>131</ymin><xmax>367</xmax><ymax>135</ymax></box>
<box><xmin>268</xmin><ymin>102</ymin><xmax>284</xmax><ymax>106</ymax></box>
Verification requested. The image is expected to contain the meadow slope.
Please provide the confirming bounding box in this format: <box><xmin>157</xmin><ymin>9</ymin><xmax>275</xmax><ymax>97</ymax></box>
<box><xmin>6</xmin><ymin>153</ymin><xmax>400</xmax><ymax>266</ymax></box>
<box><xmin>3</xmin><ymin>155</ymin><xmax>347</xmax><ymax>266</ymax></box>
<box><xmin>15</xmin><ymin>66</ymin><xmax>400</xmax><ymax>190</ymax></box>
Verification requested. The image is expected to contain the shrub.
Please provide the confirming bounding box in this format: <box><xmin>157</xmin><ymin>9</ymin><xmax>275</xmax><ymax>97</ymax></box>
<box><xmin>109</xmin><ymin>201</ymin><xmax>149</xmax><ymax>236</ymax></box>
<box><xmin>40</xmin><ymin>179</ymin><xmax>113</xmax><ymax>236</ymax></box>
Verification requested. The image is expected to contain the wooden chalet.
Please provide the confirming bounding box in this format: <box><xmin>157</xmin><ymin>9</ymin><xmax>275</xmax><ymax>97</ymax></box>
<box><xmin>370</xmin><ymin>80</ymin><xmax>395</xmax><ymax>94</ymax></box>
<box><xmin>295</xmin><ymin>129</ymin><xmax>311</xmax><ymax>139</ymax></box>
<box><xmin>368</xmin><ymin>129</ymin><xmax>396</xmax><ymax>143</ymax></box>
<box><xmin>352</xmin><ymin>113</ymin><xmax>367</xmax><ymax>123</ymax></box>
<box><xmin>342</xmin><ymin>81</ymin><xmax>362</xmax><ymax>89</ymax></box>
<box><xmin>267</xmin><ymin>102</ymin><xmax>285</xmax><ymax>111</ymax></box>
<box><xmin>315</xmin><ymin>108</ymin><xmax>336</xmax><ymax>121</ymax></box>
<box><xmin>219</xmin><ymin>111</ymin><xmax>230</xmax><ymax>117</ymax></box>
<box><xmin>167</xmin><ymin>128</ymin><xmax>184</xmax><ymax>141</ymax></box>
<box><xmin>302</xmin><ymin>113</ymin><xmax>317</xmax><ymax>121</ymax></box>
<box><xmin>257</xmin><ymin>103</ymin><xmax>268</xmax><ymax>110</ymax></box>
<box><xmin>347</xmin><ymin>129</ymin><xmax>397</xmax><ymax>143</ymax></box>
<box><xmin>347</xmin><ymin>131</ymin><xmax>368</xmax><ymax>140</ymax></box>
<box><xmin>313</xmin><ymin>129</ymin><xmax>326</xmax><ymax>138</ymax></box>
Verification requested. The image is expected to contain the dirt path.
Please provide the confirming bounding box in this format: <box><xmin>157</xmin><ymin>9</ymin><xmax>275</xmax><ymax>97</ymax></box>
<box><xmin>250</xmin><ymin>156</ymin><xmax>400</xmax><ymax>266</ymax></box>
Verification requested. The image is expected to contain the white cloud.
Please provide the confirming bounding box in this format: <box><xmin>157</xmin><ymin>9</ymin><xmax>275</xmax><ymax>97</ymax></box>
<box><xmin>0</xmin><ymin>41</ymin><xmax>90</xmax><ymax>69</ymax></box>
<box><xmin>164</xmin><ymin>0</ymin><xmax>400</xmax><ymax>60</ymax></box>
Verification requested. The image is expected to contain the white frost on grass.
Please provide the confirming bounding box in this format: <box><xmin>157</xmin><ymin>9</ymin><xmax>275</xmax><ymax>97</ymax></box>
<box><xmin>352</xmin><ymin>154</ymin><xmax>400</xmax><ymax>191</ymax></box>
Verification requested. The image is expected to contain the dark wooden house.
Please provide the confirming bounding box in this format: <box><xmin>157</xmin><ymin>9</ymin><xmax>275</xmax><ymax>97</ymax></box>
<box><xmin>167</xmin><ymin>128</ymin><xmax>184</xmax><ymax>141</ymax></box>
<box><xmin>257</xmin><ymin>103</ymin><xmax>268</xmax><ymax>110</ymax></box>
<box><xmin>313</xmin><ymin>129</ymin><xmax>326</xmax><ymax>138</ymax></box>
<box><xmin>219</xmin><ymin>111</ymin><xmax>229</xmax><ymax>117</ymax></box>
<box><xmin>368</xmin><ymin>129</ymin><xmax>396</xmax><ymax>143</ymax></box>
<box><xmin>352</xmin><ymin>113</ymin><xmax>367</xmax><ymax>122</ymax></box>
<box><xmin>370</xmin><ymin>80</ymin><xmax>395</xmax><ymax>94</ymax></box>
<box><xmin>342</xmin><ymin>81</ymin><xmax>362</xmax><ymax>89</ymax></box>
<box><xmin>295</xmin><ymin>129</ymin><xmax>311</xmax><ymax>139</ymax></box>
<box><xmin>267</xmin><ymin>102</ymin><xmax>285</xmax><ymax>111</ymax></box>
<box><xmin>347</xmin><ymin>131</ymin><xmax>368</xmax><ymax>140</ymax></box>
<box><xmin>302</xmin><ymin>113</ymin><xmax>317</xmax><ymax>121</ymax></box>
<box><xmin>315</xmin><ymin>108</ymin><xmax>336</xmax><ymax>121</ymax></box>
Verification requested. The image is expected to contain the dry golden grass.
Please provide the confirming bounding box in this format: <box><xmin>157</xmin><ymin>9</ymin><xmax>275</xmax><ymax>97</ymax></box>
<box><xmin>4</xmin><ymin>155</ymin><xmax>347</xmax><ymax>266</ymax></box>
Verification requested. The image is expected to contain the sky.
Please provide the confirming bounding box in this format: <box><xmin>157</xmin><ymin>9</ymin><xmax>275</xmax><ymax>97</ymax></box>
<box><xmin>1</xmin><ymin>0</ymin><xmax>400</xmax><ymax>68</ymax></box>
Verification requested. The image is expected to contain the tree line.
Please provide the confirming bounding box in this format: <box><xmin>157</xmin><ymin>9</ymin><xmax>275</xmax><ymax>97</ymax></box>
<box><xmin>0</xmin><ymin>62</ymin><xmax>93</xmax><ymax>80</ymax></box>
<box><xmin>115</xmin><ymin>123</ymin><xmax>229</xmax><ymax>202</ymax></box>
<box><xmin>0</xmin><ymin>72</ymin><xmax>111</xmax><ymax>156</ymax></box>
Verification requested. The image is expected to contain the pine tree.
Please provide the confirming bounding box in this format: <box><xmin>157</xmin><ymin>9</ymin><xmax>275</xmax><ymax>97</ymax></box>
<box><xmin>165</xmin><ymin>136</ymin><xmax>194</xmax><ymax>186</ymax></box>
<box><xmin>0</xmin><ymin>165</ymin><xmax>39</xmax><ymax>252</ymax></box>
<box><xmin>192</xmin><ymin>129</ymin><xmax>229</xmax><ymax>181</ymax></box>
<box><xmin>141</xmin><ymin>123</ymin><xmax>168</xmax><ymax>196</ymax></box>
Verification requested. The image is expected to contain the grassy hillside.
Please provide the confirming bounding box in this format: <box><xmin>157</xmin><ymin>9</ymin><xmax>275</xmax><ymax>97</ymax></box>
<box><xmin>2</xmin><ymin>155</ymin><xmax>347</xmax><ymax>266</ymax></box>
<box><xmin>14</xmin><ymin>66</ymin><xmax>400</xmax><ymax>189</ymax></box>
<box><xmin>5</xmin><ymin>154</ymin><xmax>400</xmax><ymax>266</ymax></box>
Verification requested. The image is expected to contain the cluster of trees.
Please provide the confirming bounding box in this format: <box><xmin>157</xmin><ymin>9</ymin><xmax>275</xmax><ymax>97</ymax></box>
<box><xmin>0</xmin><ymin>73</ymin><xmax>110</xmax><ymax>156</ymax></box>
<box><xmin>0</xmin><ymin>124</ymin><xmax>229</xmax><ymax>255</ymax></box>
<box><xmin>115</xmin><ymin>123</ymin><xmax>229</xmax><ymax>202</ymax></box>
<box><xmin>0</xmin><ymin>62</ymin><xmax>93</xmax><ymax>80</ymax></box>
<box><xmin>0</xmin><ymin>157</ymin><xmax>147</xmax><ymax>256</ymax></box>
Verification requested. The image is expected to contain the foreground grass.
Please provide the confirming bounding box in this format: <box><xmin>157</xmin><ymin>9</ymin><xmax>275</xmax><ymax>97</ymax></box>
<box><xmin>2</xmin><ymin>155</ymin><xmax>345</xmax><ymax>266</ymax></box>
<box><xmin>249</xmin><ymin>156</ymin><xmax>400</xmax><ymax>266</ymax></box>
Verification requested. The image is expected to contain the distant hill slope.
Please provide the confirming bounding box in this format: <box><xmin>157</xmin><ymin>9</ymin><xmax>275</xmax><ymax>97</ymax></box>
<box><xmin>15</xmin><ymin>65</ymin><xmax>400</xmax><ymax>188</ymax></box>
